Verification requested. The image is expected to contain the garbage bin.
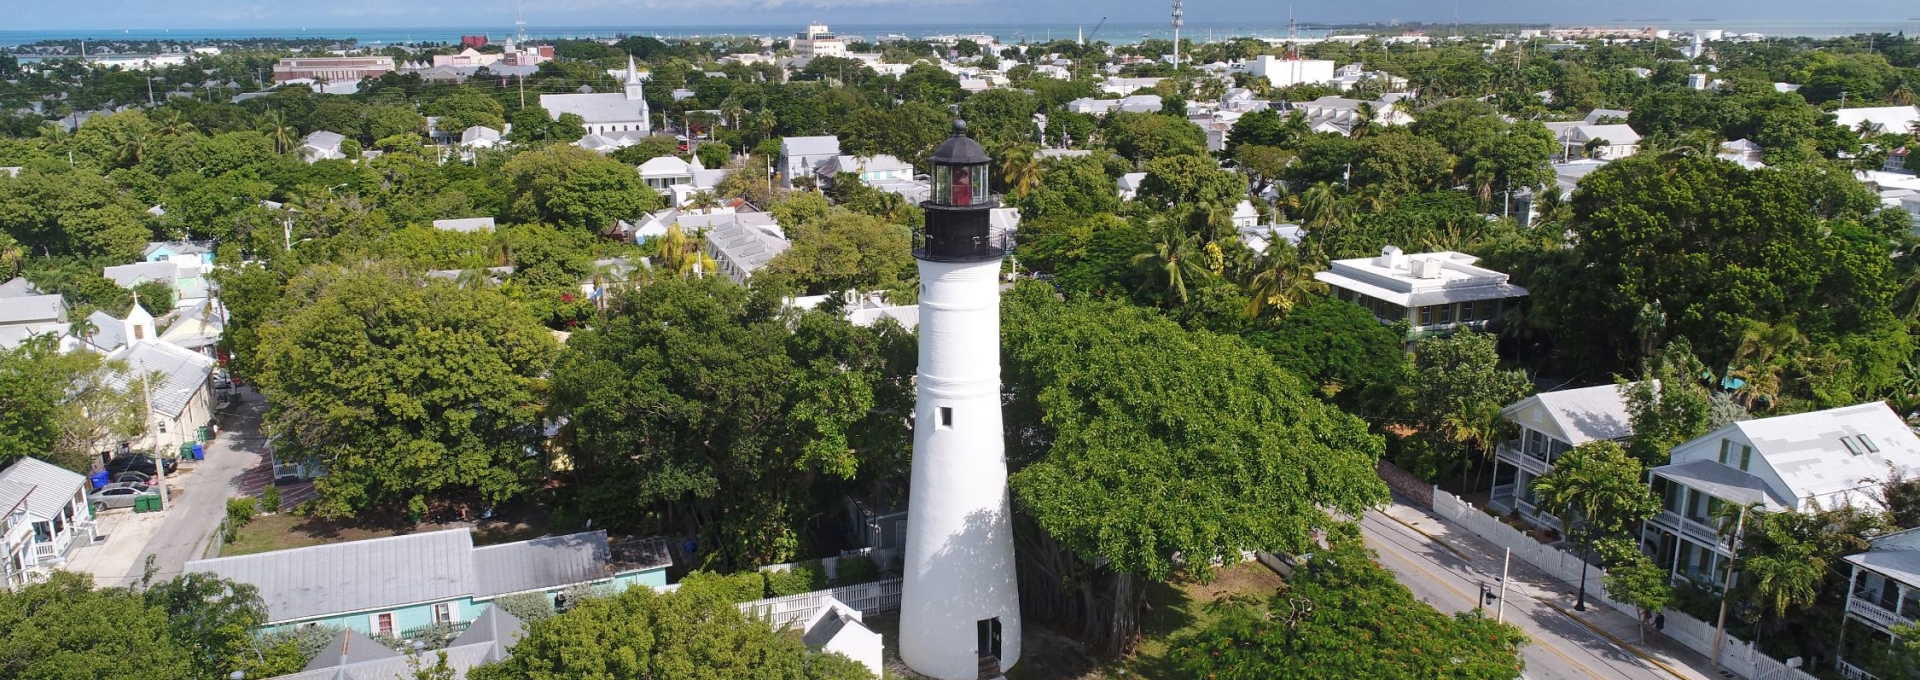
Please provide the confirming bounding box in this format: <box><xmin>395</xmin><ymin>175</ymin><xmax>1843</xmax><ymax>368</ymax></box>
<box><xmin>132</xmin><ymin>496</ymin><xmax>150</xmax><ymax>513</ymax></box>
<box><xmin>192</xmin><ymin>443</ymin><xmax>205</xmax><ymax>461</ymax></box>
<box><xmin>148</xmin><ymin>495</ymin><xmax>163</xmax><ymax>512</ymax></box>
<box><xmin>89</xmin><ymin>470</ymin><xmax>109</xmax><ymax>490</ymax></box>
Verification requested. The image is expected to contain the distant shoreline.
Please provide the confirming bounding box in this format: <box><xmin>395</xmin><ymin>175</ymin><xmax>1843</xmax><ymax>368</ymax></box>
<box><xmin>2</xmin><ymin>19</ymin><xmax>1916</xmax><ymax>48</ymax></box>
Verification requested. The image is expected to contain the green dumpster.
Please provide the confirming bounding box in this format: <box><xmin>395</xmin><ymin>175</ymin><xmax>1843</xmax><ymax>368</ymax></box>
<box><xmin>178</xmin><ymin>442</ymin><xmax>195</xmax><ymax>458</ymax></box>
<box><xmin>197</xmin><ymin>426</ymin><xmax>209</xmax><ymax>443</ymax></box>
<box><xmin>132</xmin><ymin>496</ymin><xmax>149</xmax><ymax>513</ymax></box>
<box><xmin>148</xmin><ymin>495</ymin><xmax>163</xmax><ymax>512</ymax></box>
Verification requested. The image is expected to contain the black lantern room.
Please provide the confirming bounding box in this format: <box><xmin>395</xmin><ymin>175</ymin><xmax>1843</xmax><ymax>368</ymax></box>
<box><xmin>917</xmin><ymin>120</ymin><xmax>1003</xmax><ymax>262</ymax></box>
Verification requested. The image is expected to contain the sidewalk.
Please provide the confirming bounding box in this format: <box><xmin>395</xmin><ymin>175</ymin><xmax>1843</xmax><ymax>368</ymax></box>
<box><xmin>1377</xmin><ymin>500</ymin><xmax>1731</xmax><ymax>680</ymax></box>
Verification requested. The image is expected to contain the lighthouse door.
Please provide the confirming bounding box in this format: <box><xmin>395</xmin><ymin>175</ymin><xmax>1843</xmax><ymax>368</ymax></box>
<box><xmin>976</xmin><ymin>617</ymin><xmax>1003</xmax><ymax>660</ymax></box>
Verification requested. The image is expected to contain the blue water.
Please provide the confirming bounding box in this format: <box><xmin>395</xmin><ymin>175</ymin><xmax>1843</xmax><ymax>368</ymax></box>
<box><xmin>1</xmin><ymin>20</ymin><xmax>1914</xmax><ymax>48</ymax></box>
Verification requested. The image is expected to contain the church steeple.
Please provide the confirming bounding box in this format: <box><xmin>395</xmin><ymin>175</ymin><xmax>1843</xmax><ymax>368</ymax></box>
<box><xmin>623</xmin><ymin>55</ymin><xmax>645</xmax><ymax>101</ymax></box>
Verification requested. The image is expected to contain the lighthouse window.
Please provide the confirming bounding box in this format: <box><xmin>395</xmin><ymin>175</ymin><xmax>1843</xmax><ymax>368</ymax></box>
<box><xmin>938</xmin><ymin>407</ymin><xmax>953</xmax><ymax>429</ymax></box>
<box><xmin>951</xmin><ymin>166</ymin><xmax>974</xmax><ymax>207</ymax></box>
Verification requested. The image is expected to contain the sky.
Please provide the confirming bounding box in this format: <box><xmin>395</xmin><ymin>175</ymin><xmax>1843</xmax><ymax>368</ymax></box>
<box><xmin>7</xmin><ymin>0</ymin><xmax>1920</xmax><ymax>32</ymax></box>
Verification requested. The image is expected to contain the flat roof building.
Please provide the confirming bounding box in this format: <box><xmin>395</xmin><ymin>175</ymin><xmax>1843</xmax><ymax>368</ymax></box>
<box><xmin>272</xmin><ymin>57</ymin><xmax>395</xmax><ymax>83</ymax></box>
<box><xmin>1315</xmin><ymin>246</ymin><xmax>1528</xmax><ymax>340</ymax></box>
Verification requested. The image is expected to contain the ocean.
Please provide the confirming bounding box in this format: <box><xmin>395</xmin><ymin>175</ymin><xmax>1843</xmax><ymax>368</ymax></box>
<box><xmin>1</xmin><ymin>19</ymin><xmax>1916</xmax><ymax>49</ymax></box>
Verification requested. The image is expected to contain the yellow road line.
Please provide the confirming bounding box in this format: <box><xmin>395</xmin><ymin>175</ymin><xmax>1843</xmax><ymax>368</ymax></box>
<box><xmin>1540</xmin><ymin>601</ymin><xmax>1696</xmax><ymax>680</ymax></box>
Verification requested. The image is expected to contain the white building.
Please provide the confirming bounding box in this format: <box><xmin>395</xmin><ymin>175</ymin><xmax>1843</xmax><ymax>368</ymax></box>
<box><xmin>1834</xmin><ymin>105</ymin><xmax>1920</xmax><ymax>136</ymax></box>
<box><xmin>1837</xmin><ymin>529</ymin><xmax>1920</xmax><ymax>677</ymax></box>
<box><xmin>636</xmin><ymin>155</ymin><xmax>726</xmax><ymax>206</ymax></box>
<box><xmin>815</xmin><ymin>154</ymin><xmax>913</xmax><ymax>189</ymax></box>
<box><xmin>540</xmin><ymin>57</ymin><xmax>652</xmax><ymax>143</ymax></box>
<box><xmin>1285</xmin><ymin>95</ymin><xmax>1414</xmax><ymax>136</ymax></box>
<box><xmin>0</xmin><ymin>458</ymin><xmax>95</xmax><ymax>590</ymax></box>
<box><xmin>802</xmin><ymin>598</ymin><xmax>885</xmax><ymax>678</ymax></box>
<box><xmin>1544</xmin><ymin>122</ymin><xmax>1642</xmax><ymax>160</ymax></box>
<box><xmin>1116</xmin><ymin>172</ymin><xmax>1147</xmax><ymax>201</ymax></box>
<box><xmin>1098</xmin><ymin>77</ymin><xmax>1164</xmax><ymax>96</ymax></box>
<box><xmin>703</xmin><ymin>215</ymin><xmax>792</xmax><ymax>283</ymax></box>
<box><xmin>103</xmin><ymin>260</ymin><xmax>209</xmax><ymax>309</ymax></box>
<box><xmin>1246</xmin><ymin>55</ymin><xmax>1336</xmax><ymax>89</ymax></box>
<box><xmin>779</xmin><ymin>136</ymin><xmax>842</xmax><ymax>189</ymax></box>
<box><xmin>0</xmin><ymin>279</ymin><xmax>72</xmax><ymax>351</ymax></box>
<box><xmin>1644</xmin><ymin>402</ymin><xmax>1920</xmax><ymax>587</ymax></box>
<box><xmin>1314</xmin><ymin>246</ymin><xmax>1529</xmax><ymax>339</ymax></box>
<box><xmin>296</xmin><ymin>131</ymin><xmax>348</xmax><ymax>163</ymax></box>
<box><xmin>1488</xmin><ymin>383</ymin><xmax>1639</xmax><ymax>529</ymax></box>
<box><xmin>105</xmin><ymin>338</ymin><xmax>216</xmax><ymax>457</ymax></box>
<box><xmin>793</xmin><ymin>23</ymin><xmax>847</xmax><ymax>59</ymax></box>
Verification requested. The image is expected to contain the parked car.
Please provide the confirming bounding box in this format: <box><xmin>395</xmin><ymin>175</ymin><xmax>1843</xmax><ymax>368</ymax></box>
<box><xmin>89</xmin><ymin>482</ymin><xmax>157</xmax><ymax>510</ymax></box>
<box><xmin>212</xmin><ymin>372</ymin><xmax>232</xmax><ymax>389</ymax></box>
<box><xmin>111</xmin><ymin>471</ymin><xmax>154</xmax><ymax>487</ymax></box>
<box><xmin>104</xmin><ymin>455</ymin><xmax>178</xmax><ymax>476</ymax></box>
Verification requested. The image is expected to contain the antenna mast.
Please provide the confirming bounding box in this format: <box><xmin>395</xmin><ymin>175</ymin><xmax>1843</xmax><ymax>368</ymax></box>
<box><xmin>515</xmin><ymin>0</ymin><xmax>528</xmax><ymax>44</ymax></box>
<box><xmin>1170</xmin><ymin>0</ymin><xmax>1185</xmax><ymax>70</ymax></box>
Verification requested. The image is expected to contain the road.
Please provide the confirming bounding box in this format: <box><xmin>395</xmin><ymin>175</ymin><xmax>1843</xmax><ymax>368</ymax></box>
<box><xmin>1358</xmin><ymin>504</ymin><xmax>1692</xmax><ymax>680</ymax></box>
<box><xmin>120</xmin><ymin>389</ymin><xmax>268</xmax><ymax>582</ymax></box>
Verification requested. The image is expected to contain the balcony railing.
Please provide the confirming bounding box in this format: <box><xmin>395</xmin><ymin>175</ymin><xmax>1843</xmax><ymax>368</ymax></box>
<box><xmin>1849</xmin><ymin>594</ymin><xmax>1915</xmax><ymax>632</ymax></box>
<box><xmin>1840</xmin><ymin>658</ymin><xmax>1882</xmax><ymax>680</ymax></box>
<box><xmin>1651</xmin><ymin>510</ymin><xmax>1727</xmax><ymax>550</ymax></box>
<box><xmin>1494</xmin><ymin>441</ymin><xmax>1549</xmax><ymax>475</ymax></box>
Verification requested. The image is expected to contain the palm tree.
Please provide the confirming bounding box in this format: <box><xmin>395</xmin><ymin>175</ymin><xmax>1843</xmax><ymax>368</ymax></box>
<box><xmin>1445</xmin><ymin>399</ymin><xmax>1506</xmax><ymax>495</ymax></box>
<box><xmin>1132</xmin><ymin>221</ymin><xmax>1210</xmax><ymax>306</ymax></box>
<box><xmin>0</xmin><ymin>235</ymin><xmax>21</xmax><ymax>278</ymax></box>
<box><xmin>756</xmin><ymin>109</ymin><xmax>778</xmax><ymax>142</ymax></box>
<box><xmin>656</xmin><ymin>225</ymin><xmax>718</xmax><ymax>278</ymax></box>
<box><xmin>1298</xmin><ymin>182</ymin><xmax>1347</xmax><ymax>229</ymax></box>
<box><xmin>1281</xmin><ymin>110</ymin><xmax>1312</xmax><ymax>141</ymax></box>
<box><xmin>1241</xmin><ymin>243</ymin><xmax>1325</xmax><ymax>319</ymax></box>
<box><xmin>1743</xmin><ymin>523</ymin><xmax>1824</xmax><ymax>623</ymax></box>
<box><xmin>1000</xmin><ymin>145</ymin><xmax>1043</xmax><ymax>200</ymax></box>
<box><xmin>260</xmin><ymin>111</ymin><xmax>296</xmax><ymax>155</ymax></box>
<box><xmin>1532</xmin><ymin>441</ymin><xmax>1661</xmax><ymax>611</ymax></box>
<box><xmin>1728</xmin><ymin>322</ymin><xmax>1805</xmax><ymax>410</ymax></box>
<box><xmin>720</xmin><ymin>97</ymin><xmax>746</xmax><ymax>130</ymax></box>
<box><xmin>687</xmin><ymin>191</ymin><xmax>721</xmax><ymax>212</ymax></box>
<box><xmin>1533</xmin><ymin>186</ymin><xmax>1572</xmax><ymax>228</ymax></box>
<box><xmin>68</xmin><ymin>316</ymin><xmax>98</xmax><ymax>347</ymax></box>
<box><xmin>1349</xmin><ymin>102</ymin><xmax>1377</xmax><ymax>139</ymax></box>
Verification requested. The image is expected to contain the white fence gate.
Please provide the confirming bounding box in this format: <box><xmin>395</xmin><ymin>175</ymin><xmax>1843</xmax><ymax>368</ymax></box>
<box><xmin>738</xmin><ymin>578</ymin><xmax>904</xmax><ymax>630</ymax></box>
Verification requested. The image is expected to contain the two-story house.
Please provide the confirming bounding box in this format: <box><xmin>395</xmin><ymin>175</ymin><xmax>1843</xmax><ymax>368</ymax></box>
<box><xmin>1644</xmin><ymin>402</ymin><xmax>1920</xmax><ymax>587</ymax></box>
<box><xmin>780</xmin><ymin>136</ymin><xmax>842</xmax><ymax>189</ymax></box>
<box><xmin>814</xmin><ymin>154</ymin><xmax>913</xmax><ymax>190</ymax></box>
<box><xmin>1314</xmin><ymin>246</ymin><xmax>1529</xmax><ymax>341</ymax></box>
<box><xmin>1489</xmin><ymin>383</ymin><xmax>1639</xmax><ymax>529</ymax></box>
<box><xmin>0</xmin><ymin>457</ymin><xmax>96</xmax><ymax>590</ymax></box>
<box><xmin>1836</xmin><ymin>528</ymin><xmax>1920</xmax><ymax>679</ymax></box>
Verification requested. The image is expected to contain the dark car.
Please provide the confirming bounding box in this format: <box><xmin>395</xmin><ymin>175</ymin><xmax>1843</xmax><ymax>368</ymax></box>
<box><xmin>104</xmin><ymin>455</ymin><xmax>178</xmax><ymax>476</ymax></box>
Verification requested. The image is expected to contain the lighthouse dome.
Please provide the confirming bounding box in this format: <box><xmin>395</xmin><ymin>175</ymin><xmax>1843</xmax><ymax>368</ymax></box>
<box><xmin>930</xmin><ymin>120</ymin><xmax>990</xmax><ymax>165</ymax></box>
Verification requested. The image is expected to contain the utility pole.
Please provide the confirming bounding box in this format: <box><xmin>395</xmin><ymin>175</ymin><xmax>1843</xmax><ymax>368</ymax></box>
<box><xmin>1711</xmin><ymin>506</ymin><xmax>1749</xmax><ymax>668</ymax></box>
<box><xmin>1496</xmin><ymin>548</ymin><xmax>1511</xmax><ymax>622</ymax></box>
<box><xmin>146</xmin><ymin>77</ymin><xmax>155</xmax><ymax>106</ymax></box>
<box><xmin>1170</xmin><ymin>0</ymin><xmax>1185</xmax><ymax>71</ymax></box>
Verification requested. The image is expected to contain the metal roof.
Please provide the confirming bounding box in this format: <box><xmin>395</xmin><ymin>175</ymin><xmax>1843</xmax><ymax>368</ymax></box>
<box><xmin>188</xmin><ymin>529</ymin><xmax>479</xmax><ymax>623</ymax></box>
<box><xmin>106</xmin><ymin>341</ymin><xmax>213</xmax><ymax>417</ymax></box>
<box><xmin>303</xmin><ymin>630</ymin><xmax>401</xmax><ymax>671</ymax></box>
<box><xmin>1726</xmin><ymin>401</ymin><xmax>1920</xmax><ymax>509</ymax></box>
<box><xmin>1846</xmin><ymin>550</ymin><xmax>1920</xmax><ymax>589</ymax></box>
<box><xmin>0</xmin><ymin>458</ymin><xmax>86</xmax><ymax>520</ymax></box>
<box><xmin>537</xmin><ymin>92</ymin><xmax>648</xmax><ymax>125</ymax></box>
<box><xmin>780</xmin><ymin>135</ymin><xmax>841</xmax><ymax>158</ymax></box>
<box><xmin>1650</xmin><ymin>459</ymin><xmax>1786</xmax><ymax>509</ymax></box>
<box><xmin>0</xmin><ymin>277</ymin><xmax>41</xmax><ymax>298</ymax></box>
<box><xmin>1502</xmin><ymin>382</ymin><xmax>1638</xmax><ymax>446</ymax></box>
<box><xmin>472</xmin><ymin>531</ymin><xmax>613</xmax><ymax>597</ymax></box>
<box><xmin>0</xmin><ymin>293</ymin><xmax>65</xmax><ymax>325</ymax></box>
<box><xmin>431</xmin><ymin>217</ymin><xmax>496</xmax><ymax>233</ymax></box>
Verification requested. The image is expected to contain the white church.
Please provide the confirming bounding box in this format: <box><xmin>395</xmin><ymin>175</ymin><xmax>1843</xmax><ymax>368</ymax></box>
<box><xmin>539</xmin><ymin>56</ymin><xmax>653</xmax><ymax>151</ymax></box>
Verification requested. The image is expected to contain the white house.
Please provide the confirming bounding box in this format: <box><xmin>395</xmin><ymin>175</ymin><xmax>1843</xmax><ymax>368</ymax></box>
<box><xmin>105</xmin><ymin>339</ymin><xmax>216</xmax><ymax>457</ymax></box>
<box><xmin>1545</xmin><ymin>122</ymin><xmax>1642</xmax><ymax>160</ymax></box>
<box><xmin>801</xmin><ymin>598</ymin><xmax>884</xmax><ymax>678</ymax></box>
<box><xmin>1834</xmin><ymin>105</ymin><xmax>1920</xmax><ymax>136</ymax></box>
<box><xmin>0</xmin><ymin>280</ymin><xmax>72</xmax><ymax>351</ymax></box>
<box><xmin>1116</xmin><ymin>172</ymin><xmax>1147</xmax><ymax>201</ymax></box>
<box><xmin>296</xmin><ymin>131</ymin><xmax>347</xmax><ymax>163</ymax></box>
<box><xmin>1245</xmin><ymin>55</ymin><xmax>1336</xmax><ymax>88</ymax></box>
<box><xmin>1488</xmin><ymin>383</ymin><xmax>1639</xmax><ymax>529</ymax></box>
<box><xmin>780</xmin><ymin>136</ymin><xmax>842</xmax><ymax>189</ymax></box>
<box><xmin>704</xmin><ymin>215</ymin><xmax>792</xmax><ymax>283</ymax></box>
<box><xmin>1836</xmin><ymin>528</ymin><xmax>1920</xmax><ymax>677</ymax></box>
<box><xmin>432</xmin><ymin>217</ymin><xmax>496</xmax><ymax>233</ymax></box>
<box><xmin>1644</xmin><ymin>401</ymin><xmax>1920</xmax><ymax>587</ymax></box>
<box><xmin>1285</xmin><ymin>95</ymin><xmax>1414</xmax><ymax>136</ymax></box>
<box><xmin>1098</xmin><ymin>77</ymin><xmax>1164</xmax><ymax>96</ymax></box>
<box><xmin>103</xmin><ymin>260</ymin><xmax>209</xmax><ymax>309</ymax></box>
<box><xmin>0</xmin><ymin>457</ymin><xmax>95</xmax><ymax>590</ymax></box>
<box><xmin>1314</xmin><ymin>246</ymin><xmax>1529</xmax><ymax>340</ymax></box>
<box><xmin>1229</xmin><ymin>200</ymin><xmax>1260</xmax><ymax>229</ymax></box>
<box><xmin>636</xmin><ymin>156</ymin><xmax>727</xmax><ymax>207</ymax></box>
<box><xmin>540</xmin><ymin>57</ymin><xmax>652</xmax><ymax>143</ymax></box>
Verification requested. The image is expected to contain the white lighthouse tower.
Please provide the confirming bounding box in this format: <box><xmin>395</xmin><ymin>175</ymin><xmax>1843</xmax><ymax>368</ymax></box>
<box><xmin>899</xmin><ymin>120</ymin><xmax>1022</xmax><ymax>680</ymax></box>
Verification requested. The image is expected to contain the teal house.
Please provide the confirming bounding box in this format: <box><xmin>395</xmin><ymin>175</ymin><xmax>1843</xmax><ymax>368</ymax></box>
<box><xmin>187</xmin><ymin>528</ymin><xmax>670</xmax><ymax>636</ymax></box>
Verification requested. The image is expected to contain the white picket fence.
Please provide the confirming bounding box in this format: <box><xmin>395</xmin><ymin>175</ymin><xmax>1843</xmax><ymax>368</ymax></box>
<box><xmin>738</xmin><ymin>578</ymin><xmax>904</xmax><ymax>630</ymax></box>
<box><xmin>1427</xmin><ymin>486</ymin><xmax>1817</xmax><ymax>680</ymax></box>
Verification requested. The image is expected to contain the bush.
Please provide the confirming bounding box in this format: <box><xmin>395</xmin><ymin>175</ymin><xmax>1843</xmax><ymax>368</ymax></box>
<box><xmin>223</xmin><ymin>497</ymin><xmax>257</xmax><ymax>540</ymax></box>
<box><xmin>677</xmin><ymin>570</ymin><xmax>766</xmax><ymax>604</ymax></box>
<box><xmin>556</xmin><ymin>581</ymin><xmax>614</xmax><ymax>611</ymax></box>
<box><xmin>763</xmin><ymin>560</ymin><xmax>829</xmax><ymax>597</ymax></box>
<box><xmin>491</xmin><ymin>591</ymin><xmax>555</xmax><ymax>623</ymax></box>
<box><xmin>261</xmin><ymin>486</ymin><xmax>281</xmax><ymax>514</ymax></box>
<box><xmin>833</xmin><ymin>555</ymin><xmax>881</xmax><ymax>586</ymax></box>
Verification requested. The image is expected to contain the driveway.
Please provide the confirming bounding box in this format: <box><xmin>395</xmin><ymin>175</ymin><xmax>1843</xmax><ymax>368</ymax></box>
<box><xmin>63</xmin><ymin>509</ymin><xmax>169</xmax><ymax>588</ymax></box>
<box><xmin>119</xmin><ymin>389</ymin><xmax>269</xmax><ymax>583</ymax></box>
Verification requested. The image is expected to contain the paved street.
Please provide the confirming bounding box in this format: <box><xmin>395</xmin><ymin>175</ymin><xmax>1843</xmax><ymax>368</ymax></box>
<box><xmin>119</xmin><ymin>389</ymin><xmax>268</xmax><ymax>583</ymax></box>
<box><xmin>1359</xmin><ymin>498</ymin><xmax>1723</xmax><ymax>680</ymax></box>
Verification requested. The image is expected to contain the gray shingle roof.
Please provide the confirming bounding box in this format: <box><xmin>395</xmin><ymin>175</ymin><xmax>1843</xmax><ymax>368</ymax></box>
<box><xmin>189</xmin><ymin>529</ymin><xmax>479</xmax><ymax>623</ymax></box>
<box><xmin>472</xmin><ymin>531</ymin><xmax>612</xmax><ymax>597</ymax></box>
<box><xmin>0</xmin><ymin>458</ymin><xmax>86</xmax><ymax>520</ymax></box>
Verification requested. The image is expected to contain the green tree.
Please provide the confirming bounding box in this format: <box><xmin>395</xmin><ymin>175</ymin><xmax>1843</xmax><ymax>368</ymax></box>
<box><xmin>1531</xmin><ymin>441</ymin><xmax>1661</xmax><ymax>611</ymax></box>
<box><xmin>1169</xmin><ymin>530</ymin><xmax>1527</xmax><ymax>679</ymax></box>
<box><xmin>1403</xmin><ymin>331</ymin><xmax>1532</xmax><ymax>482</ymax></box>
<box><xmin>142</xmin><ymin>573</ymin><xmax>270</xmax><ymax>680</ymax></box>
<box><xmin>0</xmin><ymin>571</ymin><xmax>194</xmax><ymax>679</ymax></box>
<box><xmin>840</xmin><ymin>101</ymin><xmax>948</xmax><ymax>167</ymax></box>
<box><xmin>1621</xmin><ymin>341</ymin><xmax>1713</xmax><ymax>467</ymax></box>
<box><xmin>1136</xmin><ymin>153</ymin><xmax>1246</xmax><ymax>212</ymax></box>
<box><xmin>1251</xmin><ymin>295</ymin><xmax>1407</xmax><ymax>411</ymax></box>
<box><xmin>550</xmin><ymin>277</ymin><xmax>913</xmax><ymax>571</ymax></box>
<box><xmin>0</xmin><ymin>337</ymin><xmax>146</xmax><ymax>470</ymax></box>
<box><xmin>1597</xmin><ymin>541</ymin><xmax>1673</xmax><ymax>643</ymax></box>
<box><xmin>1103</xmin><ymin>111</ymin><xmax>1207</xmax><ymax>165</ymax></box>
<box><xmin>426</xmin><ymin>87</ymin><xmax>508</xmax><ymax>133</ymax></box>
<box><xmin>255</xmin><ymin>265</ymin><xmax>559</xmax><ymax>517</ymax></box>
<box><xmin>468</xmin><ymin>586</ymin><xmax>873</xmax><ymax>680</ymax></box>
<box><xmin>1002</xmin><ymin>287</ymin><xmax>1387</xmax><ymax>654</ymax></box>
<box><xmin>764</xmin><ymin>193</ymin><xmax>915</xmax><ymax>295</ymax></box>
<box><xmin>503</xmin><ymin>144</ymin><xmax>663</xmax><ymax>233</ymax></box>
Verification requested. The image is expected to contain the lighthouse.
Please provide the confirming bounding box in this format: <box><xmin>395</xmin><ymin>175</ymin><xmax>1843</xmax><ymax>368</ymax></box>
<box><xmin>898</xmin><ymin>120</ymin><xmax>1022</xmax><ymax>680</ymax></box>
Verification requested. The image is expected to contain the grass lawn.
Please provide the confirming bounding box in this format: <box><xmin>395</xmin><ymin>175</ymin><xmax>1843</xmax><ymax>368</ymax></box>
<box><xmin>868</xmin><ymin>560</ymin><xmax>1284</xmax><ymax>680</ymax></box>
<box><xmin>218</xmin><ymin>502</ymin><xmax>568</xmax><ymax>557</ymax></box>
